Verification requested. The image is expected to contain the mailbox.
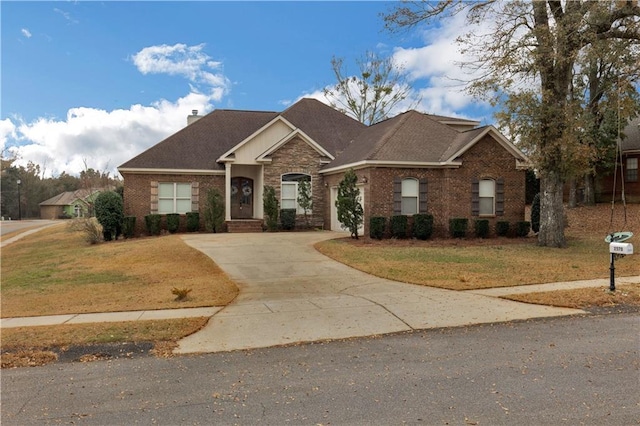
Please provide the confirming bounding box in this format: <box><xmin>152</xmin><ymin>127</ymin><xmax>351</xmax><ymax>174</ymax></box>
<box><xmin>609</xmin><ymin>242</ymin><xmax>633</xmax><ymax>255</ymax></box>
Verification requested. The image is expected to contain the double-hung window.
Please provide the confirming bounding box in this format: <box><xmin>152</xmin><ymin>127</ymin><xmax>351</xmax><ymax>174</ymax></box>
<box><xmin>158</xmin><ymin>183</ymin><xmax>191</xmax><ymax>214</ymax></box>
<box><xmin>626</xmin><ymin>158</ymin><xmax>638</xmax><ymax>182</ymax></box>
<box><xmin>401</xmin><ymin>178</ymin><xmax>419</xmax><ymax>215</ymax></box>
<box><xmin>281</xmin><ymin>173</ymin><xmax>311</xmax><ymax>214</ymax></box>
<box><xmin>479</xmin><ymin>179</ymin><xmax>495</xmax><ymax>216</ymax></box>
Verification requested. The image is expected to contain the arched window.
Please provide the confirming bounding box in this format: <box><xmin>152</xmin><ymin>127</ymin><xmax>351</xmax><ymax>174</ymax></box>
<box><xmin>281</xmin><ymin>173</ymin><xmax>311</xmax><ymax>214</ymax></box>
<box><xmin>401</xmin><ymin>178</ymin><xmax>419</xmax><ymax>215</ymax></box>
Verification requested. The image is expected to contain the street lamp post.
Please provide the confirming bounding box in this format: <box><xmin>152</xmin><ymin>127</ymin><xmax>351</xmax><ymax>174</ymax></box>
<box><xmin>16</xmin><ymin>179</ymin><xmax>22</xmax><ymax>220</ymax></box>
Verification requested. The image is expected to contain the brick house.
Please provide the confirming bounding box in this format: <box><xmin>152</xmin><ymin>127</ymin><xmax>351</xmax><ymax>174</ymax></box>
<box><xmin>598</xmin><ymin>116</ymin><xmax>640</xmax><ymax>203</ymax></box>
<box><xmin>118</xmin><ymin>98</ymin><xmax>528</xmax><ymax>236</ymax></box>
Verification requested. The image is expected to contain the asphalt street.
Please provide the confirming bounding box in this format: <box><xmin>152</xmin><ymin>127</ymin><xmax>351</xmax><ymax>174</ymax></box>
<box><xmin>2</xmin><ymin>312</ymin><xmax>638</xmax><ymax>425</ymax></box>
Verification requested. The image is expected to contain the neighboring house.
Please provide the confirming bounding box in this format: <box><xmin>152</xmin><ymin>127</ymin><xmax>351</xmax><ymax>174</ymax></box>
<box><xmin>39</xmin><ymin>189</ymin><xmax>102</xmax><ymax>219</ymax></box>
<box><xmin>598</xmin><ymin>116</ymin><xmax>640</xmax><ymax>203</ymax></box>
<box><xmin>119</xmin><ymin>98</ymin><xmax>528</xmax><ymax>236</ymax></box>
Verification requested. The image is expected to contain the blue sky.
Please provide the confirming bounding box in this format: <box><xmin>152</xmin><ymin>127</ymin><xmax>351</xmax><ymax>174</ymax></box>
<box><xmin>1</xmin><ymin>1</ymin><xmax>493</xmax><ymax>177</ymax></box>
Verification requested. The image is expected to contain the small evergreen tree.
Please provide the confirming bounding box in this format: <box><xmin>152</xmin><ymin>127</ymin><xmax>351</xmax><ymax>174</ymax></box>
<box><xmin>94</xmin><ymin>191</ymin><xmax>124</xmax><ymax>241</ymax></box>
<box><xmin>297</xmin><ymin>178</ymin><xmax>313</xmax><ymax>228</ymax></box>
<box><xmin>203</xmin><ymin>188</ymin><xmax>225</xmax><ymax>233</ymax></box>
<box><xmin>263</xmin><ymin>185</ymin><xmax>279</xmax><ymax>231</ymax></box>
<box><xmin>336</xmin><ymin>169</ymin><xmax>364</xmax><ymax>239</ymax></box>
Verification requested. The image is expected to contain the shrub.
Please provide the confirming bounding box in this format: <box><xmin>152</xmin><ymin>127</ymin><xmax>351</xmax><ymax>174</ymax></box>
<box><xmin>531</xmin><ymin>193</ymin><xmax>541</xmax><ymax>233</ymax></box>
<box><xmin>145</xmin><ymin>214</ymin><xmax>162</xmax><ymax>236</ymax></box>
<box><xmin>122</xmin><ymin>216</ymin><xmax>136</xmax><ymax>239</ymax></box>
<box><xmin>413</xmin><ymin>214</ymin><xmax>434</xmax><ymax>240</ymax></box>
<box><xmin>496</xmin><ymin>221</ymin><xmax>510</xmax><ymax>237</ymax></box>
<box><xmin>186</xmin><ymin>212</ymin><xmax>200</xmax><ymax>232</ymax></box>
<box><xmin>280</xmin><ymin>208</ymin><xmax>296</xmax><ymax>230</ymax></box>
<box><xmin>171</xmin><ymin>287</ymin><xmax>192</xmax><ymax>302</ymax></box>
<box><xmin>94</xmin><ymin>191</ymin><xmax>124</xmax><ymax>241</ymax></box>
<box><xmin>449</xmin><ymin>218</ymin><xmax>468</xmax><ymax>238</ymax></box>
<box><xmin>474</xmin><ymin>219</ymin><xmax>490</xmax><ymax>238</ymax></box>
<box><xmin>263</xmin><ymin>185</ymin><xmax>279</xmax><ymax>231</ymax></box>
<box><xmin>204</xmin><ymin>188</ymin><xmax>225</xmax><ymax>233</ymax></box>
<box><xmin>68</xmin><ymin>218</ymin><xmax>103</xmax><ymax>245</ymax></box>
<box><xmin>369</xmin><ymin>217</ymin><xmax>386</xmax><ymax>240</ymax></box>
<box><xmin>525</xmin><ymin>169</ymin><xmax>540</xmax><ymax>204</ymax></box>
<box><xmin>166</xmin><ymin>213</ymin><xmax>180</xmax><ymax>233</ymax></box>
<box><xmin>516</xmin><ymin>221</ymin><xmax>531</xmax><ymax>237</ymax></box>
<box><xmin>390</xmin><ymin>215</ymin><xmax>408</xmax><ymax>239</ymax></box>
<box><xmin>336</xmin><ymin>169</ymin><xmax>364</xmax><ymax>239</ymax></box>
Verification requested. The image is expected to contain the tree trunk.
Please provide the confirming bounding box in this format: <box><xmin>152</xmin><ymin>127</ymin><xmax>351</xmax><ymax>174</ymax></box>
<box><xmin>583</xmin><ymin>173</ymin><xmax>596</xmax><ymax>205</ymax></box>
<box><xmin>568</xmin><ymin>179</ymin><xmax>577</xmax><ymax>208</ymax></box>
<box><xmin>538</xmin><ymin>172</ymin><xmax>566</xmax><ymax>248</ymax></box>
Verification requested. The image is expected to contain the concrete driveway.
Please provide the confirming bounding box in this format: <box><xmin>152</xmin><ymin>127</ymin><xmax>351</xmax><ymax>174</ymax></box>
<box><xmin>177</xmin><ymin>232</ymin><xmax>582</xmax><ymax>354</ymax></box>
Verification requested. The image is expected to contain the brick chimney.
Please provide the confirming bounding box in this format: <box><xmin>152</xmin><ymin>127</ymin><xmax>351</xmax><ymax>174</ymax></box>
<box><xmin>187</xmin><ymin>109</ymin><xmax>202</xmax><ymax>125</ymax></box>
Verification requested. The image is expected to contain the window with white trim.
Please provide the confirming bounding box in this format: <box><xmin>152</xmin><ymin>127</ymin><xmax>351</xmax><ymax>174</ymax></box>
<box><xmin>158</xmin><ymin>183</ymin><xmax>191</xmax><ymax>214</ymax></box>
<box><xmin>479</xmin><ymin>179</ymin><xmax>495</xmax><ymax>216</ymax></box>
<box><xmin>281</xmin><ymin>173</ymin><xmax>311</xmax><ymax>214</ymax></box>
<box><xmin>401</xmin><ymin>178</ymin><xmax>419</xmax><ymax>215</ymax></box>
<box><xmin>626</xmin><ymin>157</ymin><xmax>638</xmax><ymax>182</ymax></box>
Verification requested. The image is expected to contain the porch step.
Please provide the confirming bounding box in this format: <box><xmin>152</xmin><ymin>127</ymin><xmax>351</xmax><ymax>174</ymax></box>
<box><xmin>226</xmin><ymin>220</ymin><xmax>264</xmax><ymax>233</ymax></box>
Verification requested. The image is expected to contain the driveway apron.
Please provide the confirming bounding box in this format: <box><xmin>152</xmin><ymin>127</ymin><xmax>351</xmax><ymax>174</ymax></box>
<box><xmin>176</xmin><ymin>232</ymin><xmax>582</xmax><ymax>354</ymax></box>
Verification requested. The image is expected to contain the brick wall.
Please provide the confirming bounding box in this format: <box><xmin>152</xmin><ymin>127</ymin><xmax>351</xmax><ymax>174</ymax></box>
<box><xmin>263</xmin><ymin>137</ymin><xmax>326</xmax><ymax>228</ymax></box>
<box><xmin>122</xmin><ymin>172</ymin><xmax>225</xmax><ymax>235</ymax></box>
<box><xmin>323</xmin><ymin>135</ymin><xmax>526</xmax><ymax>237</ymax></box>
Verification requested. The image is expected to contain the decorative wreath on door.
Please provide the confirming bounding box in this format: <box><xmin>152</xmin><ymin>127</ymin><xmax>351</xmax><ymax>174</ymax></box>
<box><xmin>242</xmin><ymin>185</ymin><xmax>252</xmax><ymax>197</ymax></box>
<box><xmin>231</xmin><ymin>185</ymin><xmax>238</xmax><ymax>195</ymax></box>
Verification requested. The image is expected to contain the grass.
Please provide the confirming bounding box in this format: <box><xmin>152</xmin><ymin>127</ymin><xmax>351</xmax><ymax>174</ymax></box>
<box><xmin>1</xmin><ymin>223</ymin><xmax>238</xmax><ymax>317</ymax></box>
<box><xmin>1</xmin><ymin>223</ymin><xmax>237</xmax><ymax>367</ymax></box>
<box><xmin>315</xmin><ymin>236</ymin><xmax>639</xmax><ymax>290</ymax></box>
<box><xmin>502</xmin><ymin>284</ymin><xmax>640</xmax><ymax>309</ymax></box>
<box><xmin>315</xmin><ymin>205</ymin><xmax>640</xmax><ymax>291</ymax></box>
<box><xmin>1</xmin><ymin>318</ymin><xmax>209</xmax><ymax>368</ymax></box>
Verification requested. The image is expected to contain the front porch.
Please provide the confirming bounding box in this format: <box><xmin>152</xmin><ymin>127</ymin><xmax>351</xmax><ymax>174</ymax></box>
<box><xmin>226</xmin><ymin>219</ymin><xmax>264</xmax><ymax>233</ymax></box>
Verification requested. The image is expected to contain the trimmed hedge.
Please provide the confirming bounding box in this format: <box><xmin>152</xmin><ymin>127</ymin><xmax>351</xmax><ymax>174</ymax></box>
<box><xmin>186</xmin><ymin>212</ymin><xmax>200</xmax><ymax>232</ymax></box>
<box><xmin>516</xmin><ymin>221</ymin><xmax>531</xmax><ymax>237</ymax></box>
<box><xmin>474</xmin><ymin>219</ymin><xmax>490</xmax><ymax>238</ymax></box>
<box><xmin>280</xmin><ymin>209</ymin><xmax>296</xmax><ymax>230</ymax></box>
<box><xmin>413</xmin><ymin>214</ymin><xmax>433</xmax><ymax>240</ymax></box>
<box><xmin>122</xmin><ymin>216</ymin><xmax>136</xmax><ymax>239</ymax></box>
<box><xmin>449</xmin><ymin>218</ymin><xmax>468</xmax><ymax>238</ymax></box>
<box><xmin>145</xmin><ymin>214</ymin><xmax>162</xmax><ymax>236</ymax></box>
<box><xmin>166</xmin><ymin>213</ymin><xmax>180</xmax><ymax>234</ymax></box>
<box><xmin>370</xmin><ymin>217</ymin><xmax>386</xmax><ymax>240</ymax></box>
<box><xmin>496</xmin><ymin>221</ymin><xmax>510</xmax><ymax>237</ymax></box>
<box><xmin>390</xmin><ymin>215</ymin><xmax>408</xmax><ymax>239</ymax></box>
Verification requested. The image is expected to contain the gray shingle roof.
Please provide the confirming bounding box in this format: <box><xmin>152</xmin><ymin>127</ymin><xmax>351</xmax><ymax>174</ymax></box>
<box><xmin>119</xmin><ymin>98</ymin><xmax>521</xmax><ymax>173</ymax></box>
<box><xmin>39</xmin><ymin>189</ymin><xmax>97</xmax><ymax>206</ymax></box>
<box><xmin>120</xmin><ymin>109</ymin><xmax>278</xmax><ymax>171</ymax></box>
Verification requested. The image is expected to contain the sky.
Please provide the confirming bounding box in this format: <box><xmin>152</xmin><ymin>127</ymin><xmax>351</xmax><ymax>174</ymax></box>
<box><xmin>1</xmin><ymin>1</ymin><xmax>494</xmax><ymax>178</ymax></box>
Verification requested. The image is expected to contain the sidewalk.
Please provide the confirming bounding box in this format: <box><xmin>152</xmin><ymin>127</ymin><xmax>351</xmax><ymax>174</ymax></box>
<box><xmin>0</xmin><ymin>307</ymin><xmax>221</xmax><ymax>329</ymax></box>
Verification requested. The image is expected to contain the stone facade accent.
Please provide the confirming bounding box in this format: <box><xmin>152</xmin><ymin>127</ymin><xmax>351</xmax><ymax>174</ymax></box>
<box><xmin>263</xmin><ymin>136</ymin><xmax>326</xmax><ymax>228</ymax></box>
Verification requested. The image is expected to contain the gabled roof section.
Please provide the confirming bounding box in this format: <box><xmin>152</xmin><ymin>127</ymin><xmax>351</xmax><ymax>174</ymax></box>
<box><xmin>442</xmin><ymin>126</ymin><xmax>528</xmax><ymax>162</ymax></box>
<box><xmin>256</xmin><ymin>128</ymin><xmax>334</xmax><ymax>162</ymax></box>
<box><xmin>119</xmin><ymin>109</ymin><xmax>278</xmax><ymax>172</ymax></box>
<box><xmin>321</xmin><ymin>110</ymin><xmax>526</xmax><ymax>173</ymax></box>
<box><xmin>281</xmin><ymin>98</ymin><xmax>367</xmax><ymax>157</ymax></box>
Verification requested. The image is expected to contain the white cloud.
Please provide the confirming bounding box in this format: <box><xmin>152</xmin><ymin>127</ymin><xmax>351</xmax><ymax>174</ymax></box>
<box><xmin>21</xmin><ymin>28</ymin><xmax>32</xmax><ymax>38</ymax></box>
<box><xmin>132</xmin><ymin>43</ymin><xmax>229</xmax><ymax>101</ymax></box>
<box><xmin>6</xmin><ymin>92</ymin><xmax>213</xmax><ymax>178</ymax></box>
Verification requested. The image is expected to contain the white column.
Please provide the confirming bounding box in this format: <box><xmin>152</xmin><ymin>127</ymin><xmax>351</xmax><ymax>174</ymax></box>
<box><xmin>225</xmin><ymin>163</ymin><xmax>232</xmax><ymax>221</ymax></box>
